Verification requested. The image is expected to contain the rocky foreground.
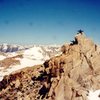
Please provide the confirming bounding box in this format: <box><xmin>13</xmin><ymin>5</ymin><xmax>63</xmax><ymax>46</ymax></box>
<box><xmin>0</xmin><ymin>33</ymin><xmax>100</xmax><ymax>100</ymax></box>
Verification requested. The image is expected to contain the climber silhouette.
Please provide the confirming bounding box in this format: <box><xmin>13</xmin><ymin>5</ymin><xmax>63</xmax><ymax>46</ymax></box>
<box><xmin>77</xmin><ymin>29</ymin><xmax>84</xmax><ymax>35</ymax></box>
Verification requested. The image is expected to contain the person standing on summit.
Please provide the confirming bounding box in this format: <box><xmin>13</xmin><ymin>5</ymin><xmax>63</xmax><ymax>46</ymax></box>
<box><xmin>77</xmin><ymin>29</ymin><xmax>84</xmax><ymax>35</ymax></box>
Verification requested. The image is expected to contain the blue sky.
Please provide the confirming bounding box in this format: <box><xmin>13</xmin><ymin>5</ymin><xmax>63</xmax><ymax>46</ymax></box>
<box><xmin>0</xmin><ymin>0</ymin><xmax>100</xmax><ymax>45</ymax></box>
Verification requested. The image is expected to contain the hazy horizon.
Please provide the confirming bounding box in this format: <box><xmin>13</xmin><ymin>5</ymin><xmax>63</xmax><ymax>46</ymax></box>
<box><xmin>0</xmin><ymin>0</ymin><xmax>100</xmax><ymax>45</ymax></box>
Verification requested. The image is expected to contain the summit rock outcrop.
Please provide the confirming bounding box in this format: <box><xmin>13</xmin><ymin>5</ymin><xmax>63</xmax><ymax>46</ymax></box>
<box><xmin>0</xmin><ymin>33</ymin><xmax>100</xmax><ymax>100</ymax></box>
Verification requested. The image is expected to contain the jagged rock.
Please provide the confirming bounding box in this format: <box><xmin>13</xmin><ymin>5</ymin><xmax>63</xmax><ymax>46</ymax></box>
<box><xmin>0</xmin><ymin>33</ymin><xmax>100</xmax><ymax>100</ymax></box>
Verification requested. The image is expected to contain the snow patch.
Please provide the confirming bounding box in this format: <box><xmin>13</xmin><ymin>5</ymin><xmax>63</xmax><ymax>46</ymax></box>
<box><xmin>7</xmin><ymin>52</ymin><xmax>18</xmax><ymax>57</ymax></box>
<box><xmin>0</xmin><ymin>55</ymin><xmax>6</xmax><ymax>60</ymax></box>
<box><xmin>87</xmin><ymin>90</ymin><xmax>100</xmax><ymax>100</ymax></box>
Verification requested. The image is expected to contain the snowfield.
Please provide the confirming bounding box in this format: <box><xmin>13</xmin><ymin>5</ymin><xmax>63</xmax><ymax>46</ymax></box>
<box><xmin>24</xmin><ymin>46</ymin><xmax>49</xmax><ymax>60</ymax></box>
<box><xmin>0</xmin><ymin>45</ymin><xmax>60</xmax><ymax>81</ymax></box>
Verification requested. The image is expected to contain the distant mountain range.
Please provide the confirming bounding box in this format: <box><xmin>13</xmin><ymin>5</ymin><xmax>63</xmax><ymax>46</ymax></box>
<box><xmin>0</xmin><ymin>44</ymin><xmax>61</xmax><ymax>81</ymax></box>
<box><xmin>0</xmin><ymin>43</ymin><xmax>31</xmax><ymax>53</ymax></box>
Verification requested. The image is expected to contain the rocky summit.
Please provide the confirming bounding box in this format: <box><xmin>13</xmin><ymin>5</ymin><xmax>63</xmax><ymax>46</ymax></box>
<box><xmin>0</xmin><ymin>33</ymin><xmax>100</xmax><ymax>100</ymax></box>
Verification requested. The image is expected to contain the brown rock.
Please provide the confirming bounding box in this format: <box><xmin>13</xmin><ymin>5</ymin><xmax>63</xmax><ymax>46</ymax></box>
<box><xmin>0</xmin><ymin>33</ymin><xmax>100</xmax><ymax>100</ymax></box>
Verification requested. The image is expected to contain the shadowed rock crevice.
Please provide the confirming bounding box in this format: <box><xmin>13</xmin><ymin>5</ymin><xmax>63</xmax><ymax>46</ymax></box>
<box><xmin>70</xmin><ymin>38</ymin><xmax>78</xmax><ymax>45</ymax></box>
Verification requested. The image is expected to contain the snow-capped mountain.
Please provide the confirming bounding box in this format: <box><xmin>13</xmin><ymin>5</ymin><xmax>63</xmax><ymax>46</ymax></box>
<box><xmin>0</xmin><ymin>45</ymin><xmax>61</xmax><ymax>81</ymax></box>
<box><xmin>0</xmin><ymin>43</ymin><xmax>30</xmax><ymax>53</ymax></box>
